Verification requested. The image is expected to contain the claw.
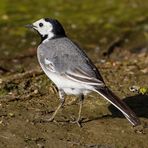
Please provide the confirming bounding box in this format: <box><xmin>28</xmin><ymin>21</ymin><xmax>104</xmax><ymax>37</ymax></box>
<box><xmin>46</xmin><ymin>117</ymin><xmax>54</xmax><ymax>122</ymax></box>
<box><xmin>70</xmin><ymin>119</ymin><xmax>82</xmax><ymax>127</ymax></box>
<box><xmin>70</xmin><ymin>116</ymin><xmax>82</xmax><ymax>127</ymax></box>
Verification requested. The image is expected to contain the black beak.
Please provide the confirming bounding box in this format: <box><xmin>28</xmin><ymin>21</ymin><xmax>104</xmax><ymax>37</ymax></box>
<box><xmin>25</xmin><ymin>24</ymin><xmax>36</xmax><ymax>28</ymax></box>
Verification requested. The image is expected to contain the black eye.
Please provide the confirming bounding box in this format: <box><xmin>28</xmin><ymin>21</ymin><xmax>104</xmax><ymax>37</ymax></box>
<box><xmin>39</xmin><ymin>23</ymin><xmax>43</xmax><ymax>27</ymax></box>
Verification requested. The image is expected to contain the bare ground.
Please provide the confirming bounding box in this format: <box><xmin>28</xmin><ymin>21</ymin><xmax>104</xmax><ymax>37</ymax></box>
<box><xmin>0</xmin><ymin>48</ymin><xmax>148</xmax><ymax>148</ymax></box>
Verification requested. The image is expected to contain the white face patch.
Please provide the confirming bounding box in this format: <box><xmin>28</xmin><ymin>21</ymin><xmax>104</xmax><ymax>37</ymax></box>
<box><xmin>33</xmin><ymin>19</ymin><xmax>54</xmax><ymax>41</ymax></box>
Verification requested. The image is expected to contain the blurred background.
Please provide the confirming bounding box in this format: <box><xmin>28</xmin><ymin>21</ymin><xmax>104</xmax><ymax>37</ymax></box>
<box><xmin>0</xmin><ymin>0</ymin><xmax>148</xmax><ymax>72</ymax></box>
<box><xmin>0</xmin><ymin>0</ymin><xmax>148</xmax><ymax>147</ymax></box>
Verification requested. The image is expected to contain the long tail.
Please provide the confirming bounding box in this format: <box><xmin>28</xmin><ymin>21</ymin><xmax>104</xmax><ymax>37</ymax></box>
<box><xmin>95</xmin><ymin>86</ymin><xmax>141</xmax><ymax>126</ymax></box>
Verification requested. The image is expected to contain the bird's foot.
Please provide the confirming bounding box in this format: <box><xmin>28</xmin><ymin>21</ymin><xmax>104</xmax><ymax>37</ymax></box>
<box><xmin>70</xmin><ymin>116</ymin><xmax>82</xmax><ymax>127</ymax></box>
<box><xmin>44</xmin><ymin>116</ymin><xmax>55</xmax><ymax>122</ymax></box>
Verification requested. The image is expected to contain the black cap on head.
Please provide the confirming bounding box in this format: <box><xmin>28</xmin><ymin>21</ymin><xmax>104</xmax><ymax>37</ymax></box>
<box><xmin>44</xmin><ymin>18</ymin><xmax>66</xmax><ymax>38</ymax></box>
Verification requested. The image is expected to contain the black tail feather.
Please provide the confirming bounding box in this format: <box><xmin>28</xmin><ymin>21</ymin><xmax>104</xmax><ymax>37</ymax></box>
<box><xmin>95</xmin><ymin>87</ymin><xmax>141</xmax><ymax>126</ymax></box>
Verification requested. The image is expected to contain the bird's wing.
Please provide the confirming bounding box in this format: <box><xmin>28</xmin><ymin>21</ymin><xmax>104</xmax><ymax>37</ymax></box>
<box><xmin>65</xmin><ymin>67</ymin><xmax>104</xmax><ymax>86</ymax></box>
<box><xmin>72</xmin><ymin>41</ymin><xmax>105</xmax><ymax>82</ymax></box>
<box><xmin>42</xmin><ymin>51</ymin><xmax>103</xmax><ymax>86</ymax></box>
<box><xmin>39</xmin><ymin>37</ymin><xmax>105</xmax><ymax>86</ymax></box>
<box><xmin>44</xmin><ymin>57</ymin><xmax>56</xmax><ymax>72</ymax></box>
<box><xmin>43</xmin><ymin>56</ymin><xmax>104</xmax><ymax>86</ymax></box>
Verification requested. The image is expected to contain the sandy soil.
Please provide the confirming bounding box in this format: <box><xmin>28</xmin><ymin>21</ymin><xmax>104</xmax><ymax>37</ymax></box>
<box><xmin>0</xmin><ymin>48</ymin><xmax>148</xmax><ymax>148</ymax></box>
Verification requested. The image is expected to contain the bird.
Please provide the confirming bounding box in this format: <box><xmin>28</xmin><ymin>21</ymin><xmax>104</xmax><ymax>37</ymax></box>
<box><xmin>26</xmin><ymin>18</ymin><xmax>141</xmax><ymax>127</ymax></box>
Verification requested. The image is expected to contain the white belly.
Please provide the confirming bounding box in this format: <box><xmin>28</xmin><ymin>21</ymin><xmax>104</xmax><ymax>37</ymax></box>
<box><xmin>49</xmin><ymin>71</ymin><xmax>92</xmax><ymax>94</ymax></box>
<box><xmin>41</xmin><ymin>66</ymin><xmax>92</xmax><ymax>95</ymax></box>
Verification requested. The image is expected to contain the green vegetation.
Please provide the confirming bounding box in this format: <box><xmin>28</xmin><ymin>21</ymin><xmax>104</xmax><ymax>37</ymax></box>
<box><xmin>0</xmin><ymin>0</ymin><xmax>148</xmax><ymax>57</ymax></box>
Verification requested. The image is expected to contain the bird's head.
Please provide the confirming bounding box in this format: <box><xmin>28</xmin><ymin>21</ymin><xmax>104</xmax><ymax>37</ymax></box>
<box><xmin>26</xmin><ymin>18</ymin><xmax>66</xmax><ymax>42</ymax></box>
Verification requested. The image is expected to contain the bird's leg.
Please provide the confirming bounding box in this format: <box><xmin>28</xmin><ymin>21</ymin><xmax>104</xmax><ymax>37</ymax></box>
<box><xmin>48</xmin><ymin>89</ymin><xmax>65</xmax><ymax>122</ymax></box>
<box><xmin>71</xmin><ymin>94</ymin><xmax>84</xmax><ymax>127</ymax></box>
<box><xmin>77</xmin><ymin>94</ymin><xmax>84</xmax><ymax>122</ymax></box>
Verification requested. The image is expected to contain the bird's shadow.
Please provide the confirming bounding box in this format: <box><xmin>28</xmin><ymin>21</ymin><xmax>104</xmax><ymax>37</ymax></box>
<box><xmin>82</xmin><ymin>94</ymin><xmax>148</xmax><ymax>124</ymax></box>
<box><xmin>108</xmin><ymin>94</ymin><xmax>148</xmax><ymax>118</ymax></box>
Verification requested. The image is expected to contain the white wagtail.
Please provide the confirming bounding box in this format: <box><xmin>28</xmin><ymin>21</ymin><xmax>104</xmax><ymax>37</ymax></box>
<box><xmin>26</xmin><ymin>18</ymin><xmax>140</xmax><ymax>127</ymax></box>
